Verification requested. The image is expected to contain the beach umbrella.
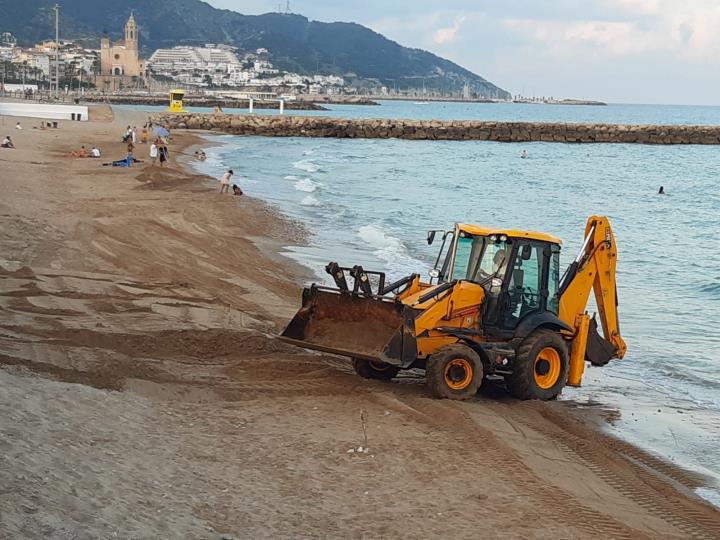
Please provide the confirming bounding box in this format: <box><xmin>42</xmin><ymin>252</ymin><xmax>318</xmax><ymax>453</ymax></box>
<box><xmin>154</xmin><ymin>127</ymin><xmax>170</xmax><ymax>138</ymax></box>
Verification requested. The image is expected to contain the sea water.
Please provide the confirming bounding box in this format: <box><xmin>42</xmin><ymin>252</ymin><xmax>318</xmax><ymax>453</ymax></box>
<box><xmin>190</xmin><ymin>101</ymin><xmax>720</xmax><ymax>502</ymax></box>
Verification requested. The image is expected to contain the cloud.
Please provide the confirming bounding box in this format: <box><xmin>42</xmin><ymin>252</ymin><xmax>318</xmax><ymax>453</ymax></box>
<box><xmin>433</xmin><ymin>16</ymin><xmax>466</xmax><ymax>44</ymax></box>
<box><xmin>503</xmin><ymin>1</ymin><xmax>720</xmax><ymax>61</ymax></box>
<box><xmin>503</xmin><ymin>18</ymin><xmax>662</xmax><ymax>56</ymax></box>
<box><xmin>204</xmin><ymin>0</ymin><xmax>720</xmax><ymax>104</ymax></box>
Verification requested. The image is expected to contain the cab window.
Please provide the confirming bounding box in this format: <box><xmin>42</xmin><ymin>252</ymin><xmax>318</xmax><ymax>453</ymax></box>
<box><xmin>504</xmin><ymin>242</ymin><xmax>543</xmax><ymax>327</ymax></box>
<box><xmin>547</xmin><ymin>250</ymin><xmax>560</xmax><ymax>314</ymax></box>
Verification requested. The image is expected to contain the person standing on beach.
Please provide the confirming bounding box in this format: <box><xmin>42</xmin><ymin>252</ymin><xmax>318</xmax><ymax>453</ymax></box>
<box><xmin>220</xmin><ymin>169</ymin><xmax>233</xmax><ymax>194</ymax></box>
<box><xmin>131</xmin><ymin>127</ymin><xmax>137</xmax><ymax>144</ymax></box>
<box><xmin>159</xmin><ymin>145</ymin><xmax>169</xmax><ymax>167</ymax></box>
<box><xmin>149</xmin><ymin>142</ymin><xmax>158</xmax><ymax>166</ymax></box>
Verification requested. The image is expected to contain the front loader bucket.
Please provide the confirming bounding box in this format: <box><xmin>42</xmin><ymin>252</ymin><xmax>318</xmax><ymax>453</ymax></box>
<box><xmin>280</xmin><ymin>287</ymin><xmax>404</xmax><ymax>361</ymax></box>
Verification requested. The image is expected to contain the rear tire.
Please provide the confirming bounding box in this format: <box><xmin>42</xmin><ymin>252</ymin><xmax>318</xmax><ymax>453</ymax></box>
<box><xmin>426</xmin><ymin>344</ymin><xmax>483</xmax><ymax>400</ymax></box>
<box><xmin>507</xmin><ymin>330</ymin><xmax>569</xmax><ymax>400</ymax></box>
<box><xmin>352</xmin><ymin>358</ymin><xmax>400</xmax><ymax>381</ymax></box>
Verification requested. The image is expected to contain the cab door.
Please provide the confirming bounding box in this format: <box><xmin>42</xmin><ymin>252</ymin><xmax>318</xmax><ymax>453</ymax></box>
<box><xmin>498</xmin><ymin>240</ymin><xmax>547</xmax><ymax>331</ymax></box>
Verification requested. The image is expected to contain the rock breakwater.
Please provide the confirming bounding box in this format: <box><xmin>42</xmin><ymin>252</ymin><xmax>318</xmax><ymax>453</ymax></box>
<box><xmin>151</xmin><ymin>112</ymin><xmax>720</xmax><ymax>144</ymax></box>
<box><xmin>84</xmin><ymin>95</ymin><xmax>327</xmax><ymax>111</ymax></box>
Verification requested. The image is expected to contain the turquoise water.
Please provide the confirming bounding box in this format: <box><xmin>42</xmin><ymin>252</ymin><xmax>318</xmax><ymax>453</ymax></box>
<box><xmin>188</xmin><ymin>101</ymin><xmax>720</xmax><ymax>502</ymax></box>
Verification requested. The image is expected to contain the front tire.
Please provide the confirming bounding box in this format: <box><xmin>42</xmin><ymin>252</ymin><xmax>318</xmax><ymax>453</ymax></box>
<box><xmin>507</xmin><ymin>330</ymin><xmax>569</xmax><ymax>400</ymax></box>
<box><xmin>352</xmin><ymin>358</ymin><xmax>400</xmax><ymax>381</ymax></box>
<box><xmin>426</xmin><ymin>344</ymin><xmax>483</xmax><ymax>400</ymax></box>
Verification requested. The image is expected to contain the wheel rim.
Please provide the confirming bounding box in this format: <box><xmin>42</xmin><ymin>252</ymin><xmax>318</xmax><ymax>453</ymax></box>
<box><xmin>369</xmin><ymin>361</ymin><xmax>391</xmax><ymax>372</ymax></box>
<box><xmin>534</xmin><ymin>347</ymin><xmax>561</xmax><ymax>389</ymax></box>
<box><xmin>444</xmin><ymin>358</ymin><xmax>473</xmax><ymax>390</ymax></box>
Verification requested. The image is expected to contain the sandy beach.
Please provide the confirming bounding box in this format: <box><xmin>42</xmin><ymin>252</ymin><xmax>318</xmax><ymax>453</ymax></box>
<box><xmin>1</xmin><ymin>106</ymin><xmax>719</xmax><ymax>539</ymax></box>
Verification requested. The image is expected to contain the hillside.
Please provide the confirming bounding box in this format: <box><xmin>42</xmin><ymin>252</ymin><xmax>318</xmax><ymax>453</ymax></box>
<box><xmin>0</xmin><ymin>0</ymin><xmax>510</xmax><ymax>98</ymax></box>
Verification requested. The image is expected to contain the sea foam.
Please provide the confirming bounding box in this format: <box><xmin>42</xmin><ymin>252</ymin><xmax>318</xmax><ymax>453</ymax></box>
<box><xmin>293</xmin><ymin>159</ymin><xmax>321</xmax><ymax>173</ymax></box>
<box><xmin>294</xmin><ymin>178</ymin><xmax>320</xmax><ymax>193</ymax></box>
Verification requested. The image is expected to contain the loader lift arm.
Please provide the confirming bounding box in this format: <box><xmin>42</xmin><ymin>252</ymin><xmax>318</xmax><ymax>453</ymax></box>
<box><xmin>558</xmin><ymin>215</ymin><xmax>627</xmax><ymax>386</ymax></box>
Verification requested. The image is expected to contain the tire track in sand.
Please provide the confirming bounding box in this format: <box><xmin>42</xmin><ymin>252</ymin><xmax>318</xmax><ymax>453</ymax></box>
<box><xmin>493</xmin><ymin>403</ymin><xmax>720</xmax><ymax>540</ymax></box>
<box><xmin>370</xmin><ymin>392</ymin><xmax>649</xmax><ymax>540</ymax></box>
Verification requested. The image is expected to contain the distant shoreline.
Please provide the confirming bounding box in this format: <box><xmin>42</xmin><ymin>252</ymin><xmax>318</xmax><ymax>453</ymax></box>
<box><xmin>79</xmin><ymin>94</ymin><xmax>329</xmax><ymax>111</ymax></box>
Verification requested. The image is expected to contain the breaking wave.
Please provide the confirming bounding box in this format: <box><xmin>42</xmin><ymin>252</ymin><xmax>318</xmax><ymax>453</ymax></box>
<box><xmin>294</xmin><ymin>178</ymin><xmax>320</xmax><ymax>193</ymax></box>
<box><xmin>301</xmin><ymin>195</ymin><xmax>321</xmax><ymax>206</ymax></box>
<box><xmin>293</xmin><ymin>159</ymin><xmax>321</xmax><ymax>173</ymax></box>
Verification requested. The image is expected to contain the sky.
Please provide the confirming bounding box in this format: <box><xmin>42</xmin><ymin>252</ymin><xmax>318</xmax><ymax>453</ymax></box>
<box><xmin>206</xmin><ymin>0</ymin><xmax>720</xmax><ymax>105</ymax></box>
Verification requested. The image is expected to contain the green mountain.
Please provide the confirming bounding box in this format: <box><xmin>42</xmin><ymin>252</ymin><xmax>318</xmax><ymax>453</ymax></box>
<box><xmin>0</xmin><ymin>0</ymin><xmax>510</xmax><ymax>98</ymax></box>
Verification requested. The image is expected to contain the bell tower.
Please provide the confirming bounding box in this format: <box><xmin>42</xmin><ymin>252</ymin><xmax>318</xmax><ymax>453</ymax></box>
<box><xmin>125</xmin><ymin>12</ymin><xmax>138</xmax><ymax>50</ymax></box>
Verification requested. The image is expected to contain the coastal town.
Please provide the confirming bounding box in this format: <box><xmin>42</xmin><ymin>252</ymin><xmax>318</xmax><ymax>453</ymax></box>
<box><xmin>0</xmin><ymin>15</ymin><xmax>347</xmax><ymax>97</ymax></box>
<box><xmin>1</xmin><ymin>14</ymin><xmax>595</xmax><ymax>104</ymax></box>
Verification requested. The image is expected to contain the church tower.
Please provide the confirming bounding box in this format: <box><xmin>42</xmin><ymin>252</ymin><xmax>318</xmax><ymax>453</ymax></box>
<box><xmin>125</xmin><ymin>12</ymin><xmax>138</xmax><ymax>50</ymax></box>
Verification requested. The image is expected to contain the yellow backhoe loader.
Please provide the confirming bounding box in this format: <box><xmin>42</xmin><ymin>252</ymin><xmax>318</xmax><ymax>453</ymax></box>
<box><xmin>280</xmin><ymin>216</ymin><xmax>626</xmax><ymax>400</ymax></box>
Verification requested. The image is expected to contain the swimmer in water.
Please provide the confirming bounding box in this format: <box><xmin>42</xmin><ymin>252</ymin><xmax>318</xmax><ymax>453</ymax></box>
<box><xmin>658</xmin><ymin>186</ymin><xmax>665</xmax><ymax>195</ymax></box>
<box><xmin>520</xmin><ymin>150</ymin><xmax>528</xmax><ymax>159</ymax></box>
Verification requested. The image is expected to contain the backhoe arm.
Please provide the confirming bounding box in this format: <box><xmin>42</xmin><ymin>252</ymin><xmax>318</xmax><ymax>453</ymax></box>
<box><xmin>558</xmin><ymin>216</ymin><xmax>627</xmax><ymax>386</ymax></box>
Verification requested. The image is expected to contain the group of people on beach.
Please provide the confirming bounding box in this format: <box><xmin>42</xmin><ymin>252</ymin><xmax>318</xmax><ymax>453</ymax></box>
<box><xmin>69</xmin><ymin>145</ymin><xmax>101</xmax><ymax>158</ymax></box>
<box><xmin>220</xmin><ymin>169</ymin><xmax>243</xmax><ymax>196</ymax></box>
<box><xmin>46</xmin><ymin>115</ymin><xmax>243</xmax><ymax>194</ymax></box>
<box><xmin>149</xmin><ymin>139</ymin><xmax>169</xmax><ymax>166</ymax></box>
<box><xmin>105</xmin><ymin>120</ymin><xmax>170</xmax><ymax>168</ymax></box>
<box><xmin>122</xmin><ymin>124</ymin><xmax>153</xmax><ymax>146</ymax></box>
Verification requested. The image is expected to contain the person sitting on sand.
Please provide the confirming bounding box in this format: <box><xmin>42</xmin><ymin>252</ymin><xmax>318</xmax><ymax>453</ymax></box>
<box><xmin>1</xmin><ymin>136</ymin><xmax>15</xmax><ymax>149</ymax></box>
<box><xmin>232</xmin><ymin>184</ymin><xmax>243</xmax><ymax>196</ymax></box>
<box><xmin>70</xmin><ymin>145</ymin><xmax>88</xmax><ymax>158</ymax></box>
<box><xmin>15</xmin><ymin>122</ymin><xmax>22</xmax><ymax>130</ymax></box>
<box><xmin>90</xmin><ymin>146</ymin><xmax>101</xmax><ymax>158</ymax></box>
<box><xmin>220</xmin><ymin>169</ymin><xmax>233</xmax><ymax>194</ymax></box>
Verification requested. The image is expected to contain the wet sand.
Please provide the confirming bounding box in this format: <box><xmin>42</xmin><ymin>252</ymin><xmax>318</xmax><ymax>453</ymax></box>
<box><xmin>1</xmin><ymin>105</ymin><xmax>719</xmax><ymax>539</ymax></box>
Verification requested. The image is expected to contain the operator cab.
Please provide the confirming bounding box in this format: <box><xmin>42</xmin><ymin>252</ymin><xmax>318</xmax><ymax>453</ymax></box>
<box><xmin>429</xmin><ymin>224</ymin><xmax>562</xmax><ymax>339</ymax></box>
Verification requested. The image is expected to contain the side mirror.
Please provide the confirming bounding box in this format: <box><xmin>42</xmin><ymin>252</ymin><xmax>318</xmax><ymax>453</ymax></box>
<box><xmin>427</xmin><ymin>231</ymin><xmax>436</xmax><ymax>245</ymax></box>
<box><xmin>429</xmin><ymin>269</ymin><xmax>440</xmax><ymax>279</ymax></box>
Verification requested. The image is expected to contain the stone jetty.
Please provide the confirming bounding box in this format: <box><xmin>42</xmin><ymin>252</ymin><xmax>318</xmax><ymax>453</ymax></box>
<box><xmin>151</xmin><ymin>112</ymin><xmax>720</xmax><ymax>144</ymax></box>
<box><xmin>83</xmin><ymin>95</ymin><xmax>327</xmax><ymax>111</ymax></box>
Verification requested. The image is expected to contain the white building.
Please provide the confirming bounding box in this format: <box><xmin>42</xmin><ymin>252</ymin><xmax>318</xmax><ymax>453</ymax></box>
<box><xmin>146</xmin><ymin>44</ymin><xmax>345</xmax><ymax>92</ymax></box>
